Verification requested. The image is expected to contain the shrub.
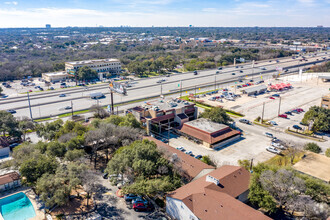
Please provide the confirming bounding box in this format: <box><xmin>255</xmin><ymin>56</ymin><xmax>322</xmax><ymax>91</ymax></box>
<box><xmin>325</xmin><ymin>148</ymin><xmax>330</xmax><ymax>157</ymax></box>
<box><xmin>304</xmin><ymin>143</ymin><xmax>321</xmax><ymax>153</ymax></box>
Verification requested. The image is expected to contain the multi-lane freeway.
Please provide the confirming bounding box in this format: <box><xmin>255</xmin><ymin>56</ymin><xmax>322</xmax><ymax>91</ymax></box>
<box><xmin>0</xmin><ymin>52</ymin><xmax>328</xmax><ymax>119</ymax></box>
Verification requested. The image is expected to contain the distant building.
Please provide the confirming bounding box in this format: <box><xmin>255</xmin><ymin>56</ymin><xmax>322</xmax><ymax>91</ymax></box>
<box><xmin>45</xmin><ymin>24</ymin><xmax>51</xmax><ymax>29</ymax></box>
<box><xmin>42</xmin><ymin>71</ymin><xmax>68</xmax><ymax>83</ymax></box>
<box><xmin>166</xmin><ymin>165</ymin><xmax>271</xmax><ymax>220</ymax></box>
<box><xmin>129</xmin><ymin>98</ymin><xmax>198</xmax><ymax>134</ymax></box>
<box><xmin>0</xmin><ymin>172</ymin><xmax>21</xmax><ymax>192</ymax></box>
<box><xmin>321</xmin><ymin>94</ymin><xmax>330</xmax><ymax>109</ymax></box>
<box><xmin>65</xmin><ymin>58</ymin><xmax>121</xmax><ymax>79</ymax></box>
<box><xmin>179</xmin><ymin>118</ymin><xmax>241</xmax><ymax>149</ymax></box>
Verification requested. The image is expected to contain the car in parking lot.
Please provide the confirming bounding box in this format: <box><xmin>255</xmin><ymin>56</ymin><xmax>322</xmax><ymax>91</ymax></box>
<box><xmin>176</xmin><ymin>147</ymin><xmax>184</xmax><ymax>151</ymax></box>
<box><xmin>278</xmin><ymin>114</ymin><xmax>287</xmax><ymax>118</ymax></box>
<box><xmin>124</xmin><ymin>194</ymin><xmax>137</xmax><ymax>202</ymax></box>
<box><xmin>132</xmin><ymin>196</ymin><xmax>148</xmax><ymax>205</ymax></box>
<box><xmin>266</xmin><ymin>146</ymin><xmax>281</xmax><ymax>155</ymax></box>
<box><xmin>218</xmin><ymin>67</ymin><xmax>223</xmax><ymax>70</ymax></box>
<box><xmin>216</xmin><ymin>71</ymin><xmax>220</xmax><ymax>74</ymax></box>
<box><xmin>232</xmin><ymin>73</ymin><xmax>236</xmax><ymax>75</ymax></box>
<box><xmin>195</xmin><ymin>155</ymin><xmax>203</xmax><ymax>159</ymax></box>
<box><xmin>50</xmin><ymin>87</ymin><xmax>54</xmax><ymax>90</ymax></box>
<box><xmin>133</xmin><ymin>202</ymin><xmax>154</xmax><ymax>212</ymax></box>
<box><xmin>293</xmin><ymin>125</ymin><xmax>302</xmax><ymax>130</ymax></box>
<box><xmin>285</xmin><ymin>111</ymin><xmax>292</xmax><ymax>115</ymax></box>
<box><xmin>264</xmin><ymin>132</ymin><xmax>273</xmax><ymax>138</ymax></box>
<box><xmin>271</xmin><ymin>142</ymin><xmax>286</xmax><ymax>150</ymax></box>
<box><xmin>239</xmin><ymin>119</ymin><xmax>251</xmax><ymax>124</ymax></box>
<box><xmin>239</xmin><ymin>70</ymin><xmax>243</xmax><ymax>73</ymax></box>
<box><xmin>272</xmin><ymin>94</ymin><xmax>280</xmax><ymax>97</ymax></box>
<box><xmin>268</xmin><ymin>121</ymin><xmax>277</xmax><ymax>126</ymax></box>
<box><xmin>185</xmin><ymin>151</ymin><xmax>193</xmax><ymax>155</ymax></box>
<box><xmin>269</xmin><ymin>97</ymin><xmax>275</xmax><ymax>100</ymax></box>
<box><xmin>6</xmin><ymin>109</ymin><xmax>16</xmax><ymax>114</ymax></box>
<box><xmin>102</xmin><ymin>173</ymin><xmax>108</xmax><ymax>179</ymax></box>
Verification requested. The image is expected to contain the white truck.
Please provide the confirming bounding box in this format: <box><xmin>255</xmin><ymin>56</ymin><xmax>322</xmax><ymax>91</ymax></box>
<box><xmin>90</xmin><ymin>92</ymin><xmax>105</xmax><ymax>99</ymax></box>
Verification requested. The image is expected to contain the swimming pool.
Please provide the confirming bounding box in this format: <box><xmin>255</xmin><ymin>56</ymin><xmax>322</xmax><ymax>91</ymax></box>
<box><xmin>0</xmin><ymin>192</ymin><xmax>36</xmax><ymax>220</ymax></box>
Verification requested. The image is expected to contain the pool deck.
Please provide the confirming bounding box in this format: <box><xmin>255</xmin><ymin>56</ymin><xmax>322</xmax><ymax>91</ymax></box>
<box><xmin>0</xmin><ymin>187</ymin><xmax>45</xmax><ymax>220</ymax></box>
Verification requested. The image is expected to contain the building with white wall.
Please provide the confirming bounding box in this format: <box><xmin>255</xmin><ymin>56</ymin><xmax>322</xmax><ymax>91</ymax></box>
<box><xmin>166</xmin><ymin>165</ymin><xmax>271</xmax><ymax>220</ymax></box>
<box><xmin>42</xmin><ymin>71</ymin><xmax>68</xmax><ymax>83</ymax></box>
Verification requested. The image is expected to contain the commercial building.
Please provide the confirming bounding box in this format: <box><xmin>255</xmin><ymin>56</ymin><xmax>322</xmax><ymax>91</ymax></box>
<box><xmin>241</xmin><ymin>84</ymin><xmax>268</xmax><ymax>96</ymax></box>
<box><xmin>145</xmin><ymin>137</ymin><xmax>215</xmax><ymax>181</ymax></box>
<box><xmin>166</xmin><ymin>165</ymin><xmax>271</xmax><ymax>220</ymax></box>
<box><xmin>179</xmin><ymin>118</ymin><xmax>241</xmax><ymax>149</ymax></box>
<box><xmin>0</xmin><ymin>172</ymin><xmax>21</xmax><ymax>192</ymax></box>
<box><xmin>321</xmin><ymin>94</ymin><xmax>330</xmax><ymax>109</ymax></box>
<box><xmin>42</xmin><ymin>71</ymin><xmax>68</xmax><ymax>83</ymax></box>
<box><xmin>130</xmin><ymin>98</ymin><xmax>198</xmax><ymax>134</ymax></box>
<box><xmin>65</xmin><ymin>58</ymin><xmax>121</xmax><ymax>79</ymax></box>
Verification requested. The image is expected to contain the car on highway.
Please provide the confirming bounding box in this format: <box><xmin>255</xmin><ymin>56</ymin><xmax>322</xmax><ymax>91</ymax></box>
<box><xmin>250</xmin><ymin>80</ymin><xmax>254</xmax><ymax>82</ymax></box>
<box><xmin>6</xmin><ymin>109</ymin><xmax>16</xmax><ymax>114</ymax></box>
<box><xmin>156</xmin><ymin>80</ymin><xmax>163</xmax><ymax>83</ymax></box>
<box><xmin>218</xmin><ymin>67</ymin><xmax>223</xmax><ymax>70</ymax></box>
<box><xmin>232</xmin><ymin>73</ymin><xmax>236</xmax><ymax>75</ymax></box>
<box><xmin>269</xmin><ymin>97</ymin><xmax>275</xmax><ymax>100</ymax></box>
<box><xmin>59</xmin><ymin>94</ymin><xmax>66</xmax><ymax>97</ymax></box>
<box><xmin>235</xmin><ymin>66</ymin><xmax>239</xmax><ymax>68</ymax></box>
<box><xmin>239</xmin><ymin>80</ymin><xmax>243</xmax><ymax>82</ymax></box>
<box><xmin>272</xmin><ymin>94</ymin><xmax>280</xmax><ymax>97</ymax></box>
<box><xmin>64</xmin><ymin>106</ymin><xmax>72</xmax><ymax>110</ymax></box>
<box><xmin>293</xmin><ymin>125</ymin><xmax>302</xmax><ymax>130</ymax></box>
<box><xmin>266</xmin><ymin>146</ymin><xmax>281</xmax><ymax>155</ymax></box>
<box><xmin>216</xmin><ymin>71</ymin><xmax>220</xmax><ymax>74</ymax></box>
<box><xmin>260</xmin><ymin>67</ymin><xmax>266</xmax><ymax>70</ymax></box>
<box><xmin>239</xmin><ymin>70</ymin><xmax>243</xmax><ymax>73</ymax></box>
<box><xmin>193</xmin><ymin>71</ymin><xmax>198</xmax><ymax>75</ymax></box>
<box><xmin>278</xmin><ymin>114</ymin><xmax>288</xmax><ymax>118</ymax></box>
<box><xmin>264</xmin><ymin>132</ymin><xmax>274</xmax><ymax>138</ymax></box>
<box><xmin>239</xmin><ymin>119</ymin><xmax>251</xmax><ymax>124</ymax></box>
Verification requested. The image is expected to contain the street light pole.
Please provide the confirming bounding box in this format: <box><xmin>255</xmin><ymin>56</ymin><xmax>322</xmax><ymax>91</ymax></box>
<box><xmin>261</xmin><ymin>102</ymin><xmax>265</xmax><ymax>123</ymax></box>
<box><xmin>160</xmin><ymin>82</ymin><xmax>163</xmax><ymax>96</ymax></box>
<box><xmin>277</xmin><ymin>97</ymin><xmax>282</xmax><ymax>117</ymax></box>
<box><xmin>71</xmin><ymin>100</ymin><xmax>74</xmax><ymax>117</ymax></box>
<box><xmin>214</xmin><ymin>75</ymin><xmax>216</xmax><ymax>90</ymax></box>
<box><xmin>27</xmin><ymin>92</ymin><xmax>33</xmax><ymax>121</ymax></box>
<box><xmin>180</xmin><ymin>80</ymin><xmax>182</xmax><ymax>97</ymax></box>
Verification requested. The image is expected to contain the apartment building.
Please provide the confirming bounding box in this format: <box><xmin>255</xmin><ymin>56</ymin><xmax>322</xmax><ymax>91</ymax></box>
<box><xmin>65</xmin><ymin>58</ymin><xmax>121</xmax><ymax>79</ymax></box>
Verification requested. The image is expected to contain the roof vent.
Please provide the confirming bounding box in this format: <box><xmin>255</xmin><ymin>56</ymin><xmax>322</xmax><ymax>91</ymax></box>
<box><xmin>205</xmin><ymin>210</ymin><xmax>208</xmax><ymax>212</ymax></box>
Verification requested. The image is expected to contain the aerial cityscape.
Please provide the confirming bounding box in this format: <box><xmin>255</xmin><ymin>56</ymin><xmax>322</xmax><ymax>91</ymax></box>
<box><xmin>0</xmin><ymin>0</ymin><xmax>329</xmax><ymax>220</ymax></box>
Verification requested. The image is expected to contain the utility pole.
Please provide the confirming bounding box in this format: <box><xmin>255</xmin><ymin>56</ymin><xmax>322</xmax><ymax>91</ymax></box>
<box><xmin>214</xmin><ymin>75</ymin><xmax>216</xmax><ymax>90</ymax></box>
<box><xmin>261</xmin><ymin>102</ymin><xmax>265</xmax><ymax>123</ymax></box>
<box><xmin>71</xmin><ymin>100</ymin><xmax>74</xmax><ymax>117</ymax></box>
<box><xmin>160</xmin><ymin>82</ymin><xmax>163</xmax><ymax>96</ymax></box>
<box><xmin>194</xmin><ymin>86</ymin><xmax>196</xmax><ymax>97</ymax></box>
<box><xmin>234</xmin><ymin>58</ymin><xmax>236</xmax><ymax>67</ymax></box>
<box><xmin>277</xmin><ymin>97</ymin><xmax>281</xmax><ymax>117</ymax></box>
<box><xmin>109</xmin><ymin>89</ymin><xmax>114</xmax><ymax>114</ymax></box>
<box><xmin>27</xmin><ymin>92</ymin><xmax>33</xmax><ymax>121</ymax></box>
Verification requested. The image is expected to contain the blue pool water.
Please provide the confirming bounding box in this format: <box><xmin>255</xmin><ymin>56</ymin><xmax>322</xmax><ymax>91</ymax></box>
<box><xmin>0</xmin><ymin>192</ymin><xmax>36</xmax><ymax>220</ymax></box>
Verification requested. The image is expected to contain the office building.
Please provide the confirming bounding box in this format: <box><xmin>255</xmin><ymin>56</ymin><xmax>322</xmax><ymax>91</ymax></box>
<box><xmin>42</xmin><ymin>71</ymin><xmax>68</xmax><ymax>83</ymax></box>
<box><xmin>321</xmin><ymin>94</ymin><xmax>330</xmax><ymax>109</ymax></box>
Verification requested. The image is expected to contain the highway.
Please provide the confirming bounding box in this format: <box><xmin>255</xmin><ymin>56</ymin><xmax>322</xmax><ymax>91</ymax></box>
<box><xmin>0</xmin><ymin>52</ymin><xmax>328</xmax><ymax>119</ymax></box>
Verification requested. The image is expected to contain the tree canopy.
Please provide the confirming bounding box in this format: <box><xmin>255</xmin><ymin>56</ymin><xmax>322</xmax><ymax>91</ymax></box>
<box><xmin>76</xmin><ymin>66</ymin><xmax>98</xmax><ymax>81</ymax></box>
<box><xmin>301</xmin><ymin>106</ymin><xmax>330</xmax><ymax>132</ymax></box>
<box><xmin>199</xmin><ymin>107</ymin><xmax>233</xmax><ymax>124</ymax></box>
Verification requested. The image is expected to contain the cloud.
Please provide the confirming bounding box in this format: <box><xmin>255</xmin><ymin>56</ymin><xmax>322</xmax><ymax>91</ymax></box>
<box><xmin>202</xmin><ymin>8</ymin><xmax>217</xmax><ymax>12</ymax></box>
<box><xmin>4</xmin><ymin>1</ymin><xmax>18</xmax><ymax>5</ymax></box>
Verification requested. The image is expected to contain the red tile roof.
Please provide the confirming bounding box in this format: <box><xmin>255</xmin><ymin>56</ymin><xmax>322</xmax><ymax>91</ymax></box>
<box><xmin>144</xmin><ymin>137</ymin><xmax>215</xmax><ymax>180</ymax></box>
<box><xmin>0</xmin><ymin>172</ymin><xmax>20</xmax><ymax>185</ymax></box>
<box><xmin>168</xmin><ymin>166</ymin><xmax>271</xmax><ymax>220</ymax></box>
<box><xmin>180</xmin><ymin>122</ymin><xmax>241</xmax><ymax>144</ymax></box>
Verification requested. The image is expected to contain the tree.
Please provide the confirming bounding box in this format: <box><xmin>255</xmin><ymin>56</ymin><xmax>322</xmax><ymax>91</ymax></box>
<box><xmin>36</xmin><ymin>119</ymin><xmax>63</xmax><ymax>140</ymax></box>
<box><xmin>238</xmin><ymin>159</ymin><xmax>251</xmax><ymax>171</ymax></box>
<box><xmin>199</xmin><ymin>107</ymin><xmax>233</xmax><ymax>124</ymax></box>
<box><xmin>0</xmin><ymin>110</ymin><xmax>20</xmax><ymax>137</ymax></box>
<box><xmin>200</xmin><ymin>155</ymin><xmax>215</xmax><ymax>166</ymax></box>
<box><xmin>18</xmin><ymin>117</ymin><xmax>35</xmax><ymax>141</ymax></box>
<box><xmin>76</xmin><ymin>66</ymin><xmax>98</xmax><ymax>81</ymax></box>
<box><xmin>301</xmin><ymin>106</ymin><xmax>330</xmax><ymax>132</ymax></box>
<box><xmin>304</xmin><ymin>142</ymin><xmax>321</xmax><ymax>153</ymax></box>
<box><xmin>260</xmin><ymin>169</ymin><xmax>305</xmax><ymax>210</ymax></box>
<box><xmin>326</xmin><ymin>148</ymin><xmax>330</xmax><ymax>157</ymax></box>
<box><xmin>90</xmin><ymin>105</ymin><xmax>109</xmax><ymax>119</ymax></box>
<box><xmin>64</xmin><ymin>149</ymin><xmax>85</xmax><ymax>161</ymax></box>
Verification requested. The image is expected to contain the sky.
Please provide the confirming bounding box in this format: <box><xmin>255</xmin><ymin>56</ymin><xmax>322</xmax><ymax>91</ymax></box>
<box><xmin>0</xmin><ymin>0</ymin><xmax>329</xmax><ymax>28</ymax></box>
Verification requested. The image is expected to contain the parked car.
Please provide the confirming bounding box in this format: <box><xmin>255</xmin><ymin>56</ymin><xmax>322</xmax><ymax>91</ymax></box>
<box><xmin>185</xmin><ymin>151</ymin><xmax>193</xmax><ymax>155</ymax></box>
<box><xmin>272</xmin><ymin>94</ymin><xmax>280</xmax><ymax>97</ymax></box>
<box><xmin>218</xmin><ymin>67</ymin><xmax>223</xmax><ymax>70</ymax></box>
<box><xmin>232</xmin><ymin>73</ymin><xmax>236</xmax><ymax>75</ymax></box>
<box><xmin>269</xmin><ymin>97</ymin><xmax>275</xmax><ymax>100</ymax></box>
<box><xmin>102</xmin><ymin>173</ymin><xmax>108</xmax><ymax>179</ymax></box>
<box><xmin>59</xmin><ymin>94</ymin><xmax>66</xmax><ymax>97</ymax></box>
<box><xmin>50</xmin><ymin>87</ymin><xmax>54</xmax><ymax>90</ymax></box>
<box><xmin>28</xmin><ymin>90</ymin><xmax>32</xmax><ymax>92</ymax></box>
<box><xmin>239</xmin><ymin>70</ymin><xmax>243</xmax><ymax>73</ymax></box>
<box><xmin>132</xmin><ymin>196</ymin><xmax>148</xmax><ymax>205</ymax></box>
<box><xmin>268</xmin><ymin>121</ymin><xmax>277</xmax><ymax>126</ymax></box>
<box><xmin>266</xmin><ymin>146</ymin><xmax>281</xmax><ymax>155</ymax></box>
<box><xmin>296</xmin><ymin>108</ymin><xmax>304</xmax><ymax>112</ymax></box>
<box><xmin>293</xmin><ymin>125</ymin><xmax>302</xmax><ymax>130</ymax></box>
<box><xmin>239</xmin><ymin>119</ymin><xmax>251</xmax><ymax>124</ymax></box>
<box><xmin>6</xmin><ymin>109</ymin><xmax>16</xmax><ymax>114</ymax></box>
<box><xmin>124</xmin><ymin>194</ymin><xmax>137</xmax><ymax>202</ymax></box>
<box><xmin>264</xmin><ymin>132</ymin><xmax>273</xmax><ymax>138</ymax></box>
<box><xmin>271</xmin><ymin>142</ymin><xmax>286</xmax><ymax>150</ymax></box>
<box><xmin>278</xmin><ymin>114</ymin><xmax>288</xmax><ymax>118</ymax></box>
<box><xmin>285</xmin><ymin>111</ymin><xmax>292</xmax><ymax>115</ymax></box>
<box><xmin>176</xmin><ymin>147</ymin><xmax>184</xmax><ymax>151</ymax></box>
<box><xmin>239</xmin><ymin>80</ymin><xmax>243</xmax><ymax>82</ymax></box>
<box><xmin>195</xmin><ymin>155</ymin><xmax>203</xmax><ymax>159</ymax></box>
<box><xmin>133</xmin><ymin>202</ymin><xmax>154</xmax><ymax>212</ymax></box>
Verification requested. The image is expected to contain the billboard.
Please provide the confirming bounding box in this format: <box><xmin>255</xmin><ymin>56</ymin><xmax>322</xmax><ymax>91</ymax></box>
<box><xmin>109</xmin><ymin>80</ymin><xmax>127</xmax><ymax>95</ymax></box>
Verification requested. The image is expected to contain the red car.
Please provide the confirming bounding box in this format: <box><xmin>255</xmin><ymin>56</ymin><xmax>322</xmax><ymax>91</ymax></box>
<box><xmin>133</xmin><ymin>202</ymin><xmax>154</xmax><ymax>212</ymax></box>
<box><xmin>278</xmin><ymin>114</ymin><xmax>288</xmax><ymax>118</ymax></box>
<box><xmin>242</xmin><ymin>84</ymin><xmax>247</xmax><ymax>87</ymax></box>
<box><xmin>269</xmin><ymin>97</ymin><xmax>275</xmax><ymax>99</ymax></box>
<box><xmin>296</xmin><ymin>108</ymin><xmax>304</xmax><ymax>112</ymax></box>
<box><xmin>28</xmin><ymin>90</ymin><xmax>32</xmax><ymax>92</ymax></box>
